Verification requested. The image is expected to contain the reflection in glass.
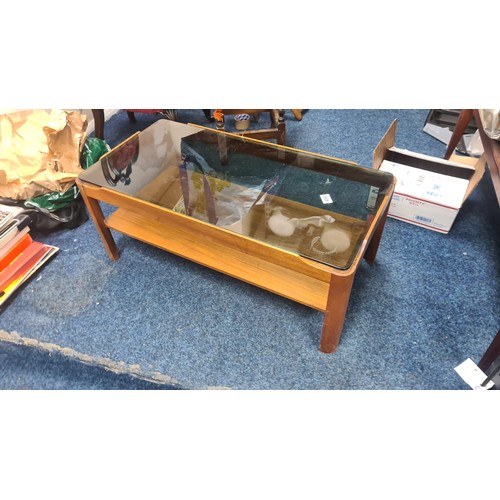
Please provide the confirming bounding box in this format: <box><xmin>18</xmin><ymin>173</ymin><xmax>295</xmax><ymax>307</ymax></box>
<box><xmin>101</xmin><ymin>135</ymin><xmax>139</xmax><ymax>186</ymax></box>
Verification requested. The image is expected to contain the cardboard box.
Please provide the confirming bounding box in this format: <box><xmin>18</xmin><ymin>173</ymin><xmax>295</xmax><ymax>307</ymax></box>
<box><xmin>371</xmin><ymin>120</ymin><xmax>486</xmax><ymax>234</ymax></box>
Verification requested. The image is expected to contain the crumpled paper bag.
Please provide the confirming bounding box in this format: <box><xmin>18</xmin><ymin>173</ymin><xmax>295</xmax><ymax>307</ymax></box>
<box><xmin>0</xmin><ymin>109</ymin><xmax>87</xmax><ymax>200</ymax></box>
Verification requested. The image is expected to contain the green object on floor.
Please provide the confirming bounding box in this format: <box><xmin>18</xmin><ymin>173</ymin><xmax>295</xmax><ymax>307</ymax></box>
<box><xmin>80</xmin><ymin>137</ymin><xmax>110</xmax><ymax>169</ymax></box>
<box><xmin>27</xmin><ymin>138</ymin><xmax>110</xmax><ymax>211</ymax></box>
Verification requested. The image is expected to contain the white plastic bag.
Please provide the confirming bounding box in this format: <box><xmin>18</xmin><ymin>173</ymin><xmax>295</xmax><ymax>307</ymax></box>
<box><xmin>479</xmin><ymin>109</ymin><xmax>500</xmax><ymax>140</ymax></box>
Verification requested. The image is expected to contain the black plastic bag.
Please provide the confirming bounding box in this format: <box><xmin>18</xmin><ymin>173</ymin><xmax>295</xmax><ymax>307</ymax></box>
<box><xmin>0</xmin><ymin>196</ymin><xmax>88</xmax><ymax>235</ymax></box>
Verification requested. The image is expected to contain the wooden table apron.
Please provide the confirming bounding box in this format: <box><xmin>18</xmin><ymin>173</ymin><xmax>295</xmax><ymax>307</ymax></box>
<box><xmin>76</xmin><ymin>175</ymin><xmax>393</xmax><ymax>354</ymax></box>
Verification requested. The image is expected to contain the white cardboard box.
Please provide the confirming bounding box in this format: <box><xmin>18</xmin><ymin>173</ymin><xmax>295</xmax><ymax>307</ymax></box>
<box><xmin>372</xmin><ymin>120</ymin><xmax>486</xmax><ymax>234</ymax></box>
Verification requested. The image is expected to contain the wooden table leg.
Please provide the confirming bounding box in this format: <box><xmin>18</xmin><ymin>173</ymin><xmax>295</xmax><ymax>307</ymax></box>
<box><xmin>364</xmin><ymin>202</ymin><xmax>390</xmax><ymax>265</ymax></box>
<box><xmin>320</xmin><ymin>272</ymin><xmax>355</xmax><ymax>353</ymax></box>
<box><xmin>77</xmin><ymin>181</ymin><xmax>119</xmax><ymax>261</ymax></box>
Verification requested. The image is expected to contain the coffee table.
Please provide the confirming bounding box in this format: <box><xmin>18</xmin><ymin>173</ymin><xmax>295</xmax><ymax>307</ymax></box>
<box><xmin>77</xmin><ymin>120</ymin><xmax>395</xmax><ymax>353</ymax></box>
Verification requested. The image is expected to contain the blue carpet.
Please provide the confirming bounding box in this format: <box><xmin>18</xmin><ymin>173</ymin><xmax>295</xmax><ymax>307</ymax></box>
<box><xmin>0</xmin><ymin>341</ymin><xmax>176</xmax><ymax>390</ymax></box>
<box><xmin>0</xmin><ymin>109</ymin><xmax>498</xmax><ymax>389</ymax></box>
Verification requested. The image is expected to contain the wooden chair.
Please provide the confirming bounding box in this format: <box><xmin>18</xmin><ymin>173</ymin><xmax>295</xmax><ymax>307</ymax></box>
<box><xmin>214</xmin><ymin>109</ymin><xmax>286</xmax><ymax>145</ymax></box>
<box><xmin>445</xmin><ymin>109</ymin><xmax>500</xmax><ymax>206</ymax></box>
<box><xmin>91</xmin><ymin>109</ymin><xmax>168</xmax><ymax>141</ymax></box>
<box><xmin>92</xmin><ymin>109</ymin><xmax>224</xmax><ymax>140</ymax></box>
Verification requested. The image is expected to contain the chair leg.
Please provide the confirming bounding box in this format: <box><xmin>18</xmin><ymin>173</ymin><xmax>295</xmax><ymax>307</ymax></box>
<box><xmin>203</xmin><ymin>109</ymin><xmax>214</xmax><ymax>122</ymax></box>
<box><xmin>479</xmin><ymin>330</ymin><xmax>500</xmax><ymax>373</ymax></box>
<box><xmin>127</xmin><ymin>111</ymin><xmax>136</xmax><ymax>123</ymax></box>
<box><xmin>444</xmin><ymin>109</ymin><xmax>473</xmax><ymax>159</ymax></box>
<box><xmin>276</xmin><ymin>109</ymin><xmax>286</xmax><ymax>145</ymax></box>
<box><xmin>91</xmin><ymin>109</ymin><xmax>105</xmax><ymax>140</ymax></box>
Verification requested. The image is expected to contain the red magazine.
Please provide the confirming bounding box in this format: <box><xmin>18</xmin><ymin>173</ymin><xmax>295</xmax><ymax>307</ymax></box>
<box><xmin>0</xmin><ymin>230</ymin><xmax>33</xmax><ymax>272</ymax></box>
<box><xmin>0</xmin><ymin>241</ymin><xmax>51</xmax><ymax>292</ymax></box>
<box><xmin>0</xmin><ymin>243</ymin><xmax>58</xmax><ymax>306</ymax></box>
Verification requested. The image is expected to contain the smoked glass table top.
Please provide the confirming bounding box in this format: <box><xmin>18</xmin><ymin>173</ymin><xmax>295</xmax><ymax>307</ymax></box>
<box><xmin>79</xmin><ymin>119</ymin><xmax>394</xmax><ymax>270</ymax></box>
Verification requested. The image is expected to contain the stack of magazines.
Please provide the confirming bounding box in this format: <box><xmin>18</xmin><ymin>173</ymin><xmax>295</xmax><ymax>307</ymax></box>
<box><xmin>0</xmin><ymin>204</ymin><xmax>58</xmax><ymax>308</ymax></box>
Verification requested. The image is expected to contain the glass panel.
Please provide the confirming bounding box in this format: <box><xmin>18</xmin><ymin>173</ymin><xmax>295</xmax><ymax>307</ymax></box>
<box><xmin>80</xmin><ymin>120</ymin><xmax>393</xmax><ymax>270</ymax></box>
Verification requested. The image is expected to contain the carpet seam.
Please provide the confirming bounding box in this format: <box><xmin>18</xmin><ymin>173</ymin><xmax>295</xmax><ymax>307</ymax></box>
<box><xmin>0</xmin><ymin>329</ymin><xmax>231</xmax><ymax>390</ymax></box>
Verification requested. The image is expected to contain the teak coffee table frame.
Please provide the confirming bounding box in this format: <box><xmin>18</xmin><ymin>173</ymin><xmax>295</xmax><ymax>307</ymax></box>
<box><xmin>77</xmin><ymin>128</ymin><xmax>395</xmax><ymax>353</ymax></box>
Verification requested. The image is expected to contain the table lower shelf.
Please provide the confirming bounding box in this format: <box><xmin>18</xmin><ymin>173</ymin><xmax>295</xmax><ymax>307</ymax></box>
<box><xmin>106</xmin><ymin>207</ymin><xmax>332</xmax><ymax>311</ymax></box>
